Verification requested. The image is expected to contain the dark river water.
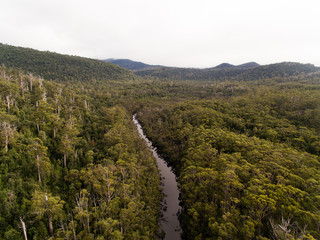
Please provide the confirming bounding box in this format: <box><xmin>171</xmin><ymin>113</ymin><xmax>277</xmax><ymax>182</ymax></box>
<box><xmin>133</xmin><ymin>114</ymin><xmax>181</xmax><ymax>240</ymax></box>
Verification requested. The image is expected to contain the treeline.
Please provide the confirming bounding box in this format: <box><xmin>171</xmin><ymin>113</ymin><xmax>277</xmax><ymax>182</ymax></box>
<box><xmin>135</xmin><ymin>62</ymin><xmax>319</xmax><ymax>81</ymax></box>
<box><xmin>0</xmin><ymin>66</ymin><xmax>161</xmax><ymax>239</ymax></box>
<box><xmin>137</xmin><ymin>86</ymin><xmax>320</xmax><ymax>239</ymax></box>
<box><xmin>0</xmin><ymin>43</ymin><xmax>136</xmax><ymax>82</ymax></box>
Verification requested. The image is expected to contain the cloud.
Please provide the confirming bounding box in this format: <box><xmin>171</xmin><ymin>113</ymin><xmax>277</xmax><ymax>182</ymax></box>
<box><xmin>0</xmin><ymin>0</ymin><xmax>319</xmax><ymax>67</ymax></box>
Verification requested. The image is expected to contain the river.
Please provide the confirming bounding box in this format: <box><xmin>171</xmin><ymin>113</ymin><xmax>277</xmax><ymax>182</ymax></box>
<box><xmin>133</xmin><ymin>114</ymin><xmax>181</xmax><ymax>240</ymax></box>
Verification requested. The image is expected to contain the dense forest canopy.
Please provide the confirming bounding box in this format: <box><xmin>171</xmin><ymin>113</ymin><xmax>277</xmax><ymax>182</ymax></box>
<box><xmin>137</xmin><ymin>79</ymin><xmax>320</xmax><ymax>239</ymax></box>
<box><xmin>0</xmin><ymin>43</ymin><xmax>320</xmax><ymax>239</ymax></box>
<box><xmin>0</xmin><ymin>66</ymin><xmax>161</xmax><ymax>239</ymax></box>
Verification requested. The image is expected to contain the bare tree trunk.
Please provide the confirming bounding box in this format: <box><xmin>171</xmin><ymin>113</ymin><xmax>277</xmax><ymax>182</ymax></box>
<box><xmin>48</xmin><ymin>215</ymin><xmax>53</xmax><ymax>236</ymax></box>
<box><xmin>1</xmin><ymin>66</ymin><xmax>5</xmax><ymax>79</ymax></box>
<box><xmin>71</xmin><ymin>217</ymin><xmax>77</xmax><ymax>240</ymax></box>
<box><xmin>36</xmin><ymin>123</ymin><xmax>40</xmax><ymax>134</ymax></box>
<box><xmin>6</xmin><ymin>95</ymin><xmax>10</xmax><ymax>114</ymax></box>
<box><xmin>2</xmin><ymin>122</ymin><xmax>14</xmax><ymax>153</ymax></box>
<box><xmin>37</xmin><ymin>155</ymin><xmax>41</xmax><ymax>184</ymax></box>
<box><xmin>107</xmin><ymin>183</ymin><xmax>111</xmax><ymax>204</ymax></box>
<box><xmin>64</xmin><ymin>153</ymin><xmax>67</xmax><ymax>168</ymax></box>
<box><xmin>5</xmin><ymin>133</ymin><xmax>8</xmax><ymax>153</ymax></box>
<box><xmin>87</xmin><ymin>214</ymin><xmax>90</xmax><ymax>233</ymax></box>
<box><xmin>28</xmin><ymin>74</ymin><xmax>33</xmax><ymax>91</ymax></box>
<box><xmin>60</xmin><ymin>220</ymin><xmax>69</xmax><ymax>240</ymax></box>
<box><xmin>20</xmin><ymin>74</ymin><xmax>25</xmax><ymax>97</ymax></box>
<box><xmin>19</xmin><ymin>216</ymin><xmax>28</xmax><ymax>240</ymax></box>
<box><xmin>86</xmin><ymin>202</ymin><xmax>90</xmax><ymax>233</ymax></box>
<box><xmin>42</xmin><ymin>89</ymin><xmax>47</xmax><ymax>102</ymax></box>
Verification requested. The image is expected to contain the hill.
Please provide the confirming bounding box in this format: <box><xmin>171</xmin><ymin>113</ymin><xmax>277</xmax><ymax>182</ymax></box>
<box><xmin>104</xmin><ymin>58</ymin><xmax>165</xmax><ymax>70</ymax></box>
<box><xmin>135</xmin><ymin>62</ymin><xmax>319</xmax><ymax>81</ymax></box>
<box><xmin>213</xmin><ymin>63</ymin><xmax>236</xmax><ymax>69</ymax></box>
<box><xmin>210</xmin><ymin>62</ymin><xmax>260</xmax><ymax>69</ymax></box>
<box><xmin>0</xmin><ymin>43</ymin><xmax>136</xmax><ymax>82</ymax></box>
<box><xmin>236</xmin><ymin>61</ymin><xmax>260</xmax><ymax>69</ymax></box>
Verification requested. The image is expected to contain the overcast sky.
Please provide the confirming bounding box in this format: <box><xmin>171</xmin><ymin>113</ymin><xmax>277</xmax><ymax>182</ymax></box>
<box><xmin>0</xmin><ymin>0</ymin><xmax>319</xmax><ymax>68</ymax></box>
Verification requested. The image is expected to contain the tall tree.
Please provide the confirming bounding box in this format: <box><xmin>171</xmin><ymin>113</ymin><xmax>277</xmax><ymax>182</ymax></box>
<box><xmin>30</xmin><ymin>190</ymin><xmax>65</xmax><ymax>236</ymax></box>
<box><xmin>0</xmin><ymin>112</ymin><xmax>16</xmax><ymax>153</ymax></box>
<box><xmin>29</xmin><ymin>138</ymin><xmax>52</xmax><ymax>184</ymax></box>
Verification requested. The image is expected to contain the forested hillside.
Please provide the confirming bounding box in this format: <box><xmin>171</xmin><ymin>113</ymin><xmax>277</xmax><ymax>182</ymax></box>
<box><xmin>0</xmin><ymin>66</ymin><xmax>161</xmax><ymax>239</ymax></box>
<box><xmin>211</xmin><ymin>62</ymin><xmax>260</xmax><ymax>69</ymax></box>
<box><xmin>0</xmin><ymin>43</ymin><xmax>136</xmax><ymax>82</ymax></box>
<box><xmin>135</xmin><ymin>62</ymin><xmax>319</xmax><ymax>81</ymax></box>
<box><xmin>137</xmin><ymin>81</ymin><xmax>320</xmax><ymax>239</ymax></box>
<box><xmin>104</xmin><ymin>59</ymin><xmax>164</xmax><ymax>70</ymax></box>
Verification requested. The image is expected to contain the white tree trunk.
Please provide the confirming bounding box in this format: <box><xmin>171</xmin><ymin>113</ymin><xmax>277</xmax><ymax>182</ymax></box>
<box><xmin>64</xmin><ymin>153</ymin><xmax>67</xmax><ymax>168</ymax></box>
<box><xmin>6</xmin><ymin>95</ymin><xmax>10</xmax><ymax>114</ymax></box>
<box><xmin>71</xmin><ymin>217</ymin><xmax>77</xmax><ymax>240</ymax></box>
<box><xmin>19</xmin><ymin>216</ymin><xmax>28</xmax><ymax>240</ymax></box>
<box><xmin>5</xmin><ymin>133</ymin><xmax>8</xmax><ymax>153</ymax></box>
<box><xmin>48</xmin><ymin>215</ymin><xmax>53</xmax><ymax>236</ymax></box>
<box><xmin>37</xmin><ymin>155</ymin><xmax>41</xmax><ymax>184</ymax></box>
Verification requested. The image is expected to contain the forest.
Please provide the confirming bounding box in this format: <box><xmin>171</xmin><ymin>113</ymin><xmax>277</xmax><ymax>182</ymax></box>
<box><xmin>0</xmin><ymin>43</ymin><xmax>320</xmax><ymax>239</ymax></box>
<box><xmin>0</xmin><ymin>66</ymin><xmax>162</xmax><ymax>239</ymax></box>
<box><xmin>138</xmin><ymin>86</ymin><xmax>320</xmax><ymax>239</ymax></box>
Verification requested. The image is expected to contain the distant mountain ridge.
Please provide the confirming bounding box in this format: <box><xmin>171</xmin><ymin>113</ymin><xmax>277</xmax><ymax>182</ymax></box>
<box><xmin>0</xmin><ymin>43</ymin><xmax>136</xmax><ymax>82</ymax></box>
<box><xmin>213</xmin><ymin>63</ymin><xmax>235</xmax><ymax>69</ymax></box>
<box><xmin>1</xmin><ymin>43</ymin><xmax>318</xmax><ymax>83</ymax></box>
<box><xmin>211</xmin><ymin>62</ymin><xmax>260</xmax><ymax>69</ymax></box>
<box><xmin>104</xmin><ymin>58</ymin><xmax>165</xmax><ymax>70</ymax></box>
<box><xmin>237</xmin><ymin>62</ymin><xmax>261</xmax><ymax>69</ymax></box>
<box><xmin>103</xmin><ymin>57</ymin><xmax>318</xmax><ymax>81</ymax></box>
<box><xmin>135</xmin><ymin>62</ymin><xmax>320</xmax><ymax>81</ymax></box>
<box><xmin>104</xmin><ymin>59</ymin><xmax>260</xmax><ymax>71</ymax></box>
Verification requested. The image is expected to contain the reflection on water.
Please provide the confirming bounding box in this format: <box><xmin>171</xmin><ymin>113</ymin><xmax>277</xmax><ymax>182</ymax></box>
<box><xmin>133</xmin><ymin>114</ymin><xmax>181</xmax><ymax>240</ymax></box>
